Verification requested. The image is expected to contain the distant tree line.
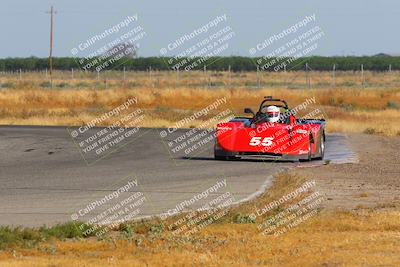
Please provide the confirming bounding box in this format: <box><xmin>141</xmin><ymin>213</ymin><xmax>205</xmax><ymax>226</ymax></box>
<box><xmin>0</xmin><ymin>56</ymin><xmax>399</xmax><ymax>72</ymax></box>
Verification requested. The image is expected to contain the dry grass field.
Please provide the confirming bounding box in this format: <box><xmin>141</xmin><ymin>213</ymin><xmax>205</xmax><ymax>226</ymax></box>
<box><xmin>0</xmin><ymin>172</ymin><xmax>399</xmax><ymax>267</ymax></box>
<box><xmin>1</xmin><ymin>213</ymin><xmax>399</xmax><ymax>266</ymax></box>
<box><xmin>0</xmin><ymin>70</ymin><xmax>400</xmax><ymax>135</ymax></box>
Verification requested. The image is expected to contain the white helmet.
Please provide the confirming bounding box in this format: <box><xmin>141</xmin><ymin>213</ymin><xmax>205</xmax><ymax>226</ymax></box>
<box><xmin>266</xmin><ymin>105</ymin><xmax>280</xmax><ymax>123</ymax></box>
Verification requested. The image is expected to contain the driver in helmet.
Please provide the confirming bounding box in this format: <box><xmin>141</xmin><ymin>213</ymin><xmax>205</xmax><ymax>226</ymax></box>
<box><xmin>263</xmin><ymin>105</ymin><xmax>280</xmax><ymax>123</ymax></box>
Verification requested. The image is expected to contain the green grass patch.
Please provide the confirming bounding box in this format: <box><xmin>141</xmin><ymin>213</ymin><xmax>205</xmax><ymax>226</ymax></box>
<box><xmin>0</xmin><ymin>222</ymin><xmax>97</xmax><ymax>249</ymax></box>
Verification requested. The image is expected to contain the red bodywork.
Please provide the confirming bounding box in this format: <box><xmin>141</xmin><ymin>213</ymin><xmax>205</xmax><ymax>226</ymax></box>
<box><xmin>215</xmin><ymin>98</ymin><xmax>325</xmax><ymax>160</ymax></box>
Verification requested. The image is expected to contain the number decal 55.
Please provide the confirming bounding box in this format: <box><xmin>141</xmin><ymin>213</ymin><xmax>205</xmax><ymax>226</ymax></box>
<box><xmin>249</xmin><ymin>137</ymin><xmax>273</xmax><ymax>146</ymax></box>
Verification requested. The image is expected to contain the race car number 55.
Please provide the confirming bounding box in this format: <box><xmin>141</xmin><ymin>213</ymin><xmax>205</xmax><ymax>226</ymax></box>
<box><xmin>249</xmin><ymin>137</ymin><xmax>273</xmax><ymax>146</ymax></box>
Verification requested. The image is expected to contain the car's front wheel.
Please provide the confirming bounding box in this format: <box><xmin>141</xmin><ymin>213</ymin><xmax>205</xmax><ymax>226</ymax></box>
<box><xmin>214</xmin><ymin>143</ymin><xmax>238</xmax><ymax>160</ymax></box>
<box><xmin>214</xmin><ymin>155</ymin><xmax>236</xmax><ymax>160</ymax></box>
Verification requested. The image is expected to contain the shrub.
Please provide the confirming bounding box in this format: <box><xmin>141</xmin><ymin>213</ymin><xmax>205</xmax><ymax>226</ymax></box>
<box><xmin>149</xmin><ymin>223</ymin><xmax>164</xmax><ymax>235</ymax></box>
<box><xmin>363</xmin><ymin>127</ymin><xmax>376</xmax><ymax>135</ymax></box>
<box><xmin>0</xmin><ymin>82</ymin><xmax>15</xmax><ymax>88</ymax></box>
<box><xmin>386</xmin><ymin>101</ymin><xmax>399</xmax><ymax>110</ymax></box>
<box><xmin>233</xmin><ymin>214</ymin><xmax>256</xmax><ymax>224</ymax></box>
<box><xmin>40</xmin><ymin>81</ymin><xmax>52</xmax><ymax>88</ymax></box>
<box><xmin>76</xmin><ymin>82</ymin><xmax>90</xmax><ymax>88</ymax></box>
<box><xmin>56</xmin><ymin>82</ymin><xmax>69</xmax><ymax>88</ymax></box>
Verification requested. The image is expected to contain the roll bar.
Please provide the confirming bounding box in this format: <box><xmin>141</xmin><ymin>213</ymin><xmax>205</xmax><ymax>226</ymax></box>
<box><xmin>258</xmin><ymin>96</ymin><xmax>289</xmax><ymax>111</ymax></box>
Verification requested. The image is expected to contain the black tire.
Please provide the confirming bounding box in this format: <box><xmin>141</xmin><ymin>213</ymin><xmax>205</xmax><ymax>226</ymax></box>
<box><xmin>214</xmin><ymin>143</ymin><xmax>238</xmax><ymax>160</ymax></box>
<box><xmin>214</xmin><ymin>154</ymin><xmax>236</xmax><ymax>161</ymax></box>
<box><xmin>214</xmin><ymin>155</ymin><xmax>227</xmax><ymax>160</ymax></box>
<box><xmin>299</xmin><ymin>136</ymin><xmax>312</xmax><ymax>162</ymax></box>
<box><xmin>315</xmin><ymin>133</ymin><xmax>325</xmax><ymax>160</ymax></box>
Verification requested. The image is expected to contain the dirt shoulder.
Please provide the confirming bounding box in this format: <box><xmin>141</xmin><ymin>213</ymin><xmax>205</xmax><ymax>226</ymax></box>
<box><xmin>296</xmin><ymin>133</ymin><xmax>400</xmax><ymax>210</ymax></box>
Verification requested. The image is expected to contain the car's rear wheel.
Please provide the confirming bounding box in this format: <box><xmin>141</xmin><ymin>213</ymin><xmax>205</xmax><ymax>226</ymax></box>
<box><xmin>315</xmin><ymin>133</ymin><xmax>325</xmax><ymax>160</ymax></box>
<box><xmin>300</xmin><ymin>136</ymin><xmax>312</xmax><ymax>162</ymax></box>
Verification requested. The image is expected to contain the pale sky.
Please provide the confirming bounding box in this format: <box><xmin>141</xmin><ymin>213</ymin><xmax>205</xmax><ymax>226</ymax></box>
<box><xmin>0</xmin><ymin>0</ymin><xmax>399</xmax><ymax>57</ymax></box>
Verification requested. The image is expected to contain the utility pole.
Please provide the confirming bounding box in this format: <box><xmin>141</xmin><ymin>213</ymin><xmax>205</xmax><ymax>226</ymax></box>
<box><xmin>204</xmin><ymin>65</ymin><xmax>207</xmax><ymax>87</ymax></box>
<box><xmin>176</xmin><ymin>67</ymin><xmax>179</xmax><ymax>88</ymax></box>
<box><xmin>228</xmin><ymin>65</ymin><xmax>231</xmax><ymax>87</ymax></box>
<box><xmin>305</xmin><ymin>63</ymin><xmax>310</xmax><ymax>89</ymax></box>
<box><xmin>46</xmin><ymin>6</ymin><xmax>56</xmax><ymax>84</ymax></box>
<box><xmin>361</xmin><ymin>64</ymin><xmax>364</xmax><ymax>87</ymax></box>
<box><xmin>332</xmin><ymin>64</ymin><xmax>336</xmax><ymax>87</ymax></box>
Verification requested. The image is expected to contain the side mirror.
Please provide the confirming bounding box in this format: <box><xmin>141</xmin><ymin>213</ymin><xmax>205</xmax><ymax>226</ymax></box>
<box><xmin>244</xmin><ymin>108</ymin><xmax>255</xmax><ymax>115</ymax></box>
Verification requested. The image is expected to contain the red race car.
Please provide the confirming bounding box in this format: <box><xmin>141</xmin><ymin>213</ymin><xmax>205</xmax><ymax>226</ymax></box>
<box><xmin>215</xmin><ymin>96</ymin><xmax>325</xmax><ymax>161</ymax></box>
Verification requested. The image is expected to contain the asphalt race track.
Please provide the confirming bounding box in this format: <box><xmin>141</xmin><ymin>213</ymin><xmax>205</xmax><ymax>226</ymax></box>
<box><xmin>0</xmin><ymin>126</ymin><xmax>357</xmax><ymax>227</ymax></box>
